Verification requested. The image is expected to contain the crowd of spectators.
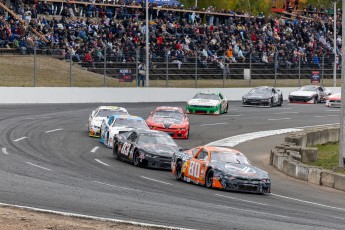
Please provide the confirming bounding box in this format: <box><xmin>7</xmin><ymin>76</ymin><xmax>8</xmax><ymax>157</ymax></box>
<box><xmin>0</xmin><ymin>0</ymin><xmax>342</xmax><ymax>71</ymax></box>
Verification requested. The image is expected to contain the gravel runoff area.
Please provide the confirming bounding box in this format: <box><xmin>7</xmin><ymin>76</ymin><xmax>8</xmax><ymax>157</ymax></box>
<box><xmin>0</xmin><ymin>205</ymin><xmax>171</xmax><ymax>230</ymax></box>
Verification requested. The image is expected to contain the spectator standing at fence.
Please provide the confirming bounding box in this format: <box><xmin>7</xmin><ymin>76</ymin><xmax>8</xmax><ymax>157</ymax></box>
<box><xmin>138</xmin><ymin>62</ymin><xmax>145</xmax><ymax>87</ymax></box>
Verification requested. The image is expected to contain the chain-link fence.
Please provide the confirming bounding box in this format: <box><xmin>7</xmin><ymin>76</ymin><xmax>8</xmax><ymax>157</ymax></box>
<box><xmin>0</xmin><ymin>48</ymin><xmax>341</xmax><ymax>87</ymax></box>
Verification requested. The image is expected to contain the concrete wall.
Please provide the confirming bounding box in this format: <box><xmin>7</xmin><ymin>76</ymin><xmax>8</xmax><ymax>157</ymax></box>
<box><xmin>1</xmin><ymin>87</ymin><xmax>340</xmax><ymax>104</ymax></box>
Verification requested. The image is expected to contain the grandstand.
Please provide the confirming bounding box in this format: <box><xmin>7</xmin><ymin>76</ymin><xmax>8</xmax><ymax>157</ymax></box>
<box><xmin>0</xmin><ymin>0</ymin><xmax>341</xmax><ymax>86</ymax></box>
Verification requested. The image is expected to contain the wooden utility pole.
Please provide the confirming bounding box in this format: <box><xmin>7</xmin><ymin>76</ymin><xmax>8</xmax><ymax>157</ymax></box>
<box><xmin>0</xmin><ymin>2</ymin><xmax>49</xmax><ymax>43</ymax></box>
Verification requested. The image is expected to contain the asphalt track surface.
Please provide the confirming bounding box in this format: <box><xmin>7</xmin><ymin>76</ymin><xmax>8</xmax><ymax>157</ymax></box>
<box><xmin>0</xmin><ymin>102</ymin><xmax>344</xmax><ymax>230</ymax></box>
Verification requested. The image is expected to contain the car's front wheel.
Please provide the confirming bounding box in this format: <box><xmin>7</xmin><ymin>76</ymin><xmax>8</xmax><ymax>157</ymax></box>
<box><xmin>133</xmin><ymin>150</ymin><xmax>141</xmax><ymax>167</ymax></box>
<box><xmin>205</xmin><ymin>169</ymin><xmax>214</xmax><ymax>188</ymax></box>
<box><xmin>175</xmin><ymin>161</ymin><xmax>183</xmax><ymax>181</ymax></box>
<box><xmin>278</xmin><ymin>97</ymin><xmax>283</xmax><ymax>106</ymax></box>
<box><xmin>113</xmin><ymin>143</ymin><xmax>119</xmax><ymax>160</ymax></box>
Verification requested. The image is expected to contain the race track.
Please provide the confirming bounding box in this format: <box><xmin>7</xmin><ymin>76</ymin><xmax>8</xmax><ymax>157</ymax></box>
<box><xmin>0</xmin><ymin>102</ymin><xmax>344</xmax><ymax>230</ymax></box>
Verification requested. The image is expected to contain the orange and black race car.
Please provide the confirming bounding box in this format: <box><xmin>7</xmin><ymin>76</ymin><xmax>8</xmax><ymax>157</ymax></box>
<box><xmin>171</xmin><ymin>146</ymin><xmax>271</xmax><ymax>194</ymax></box>
<box><xmin>146</xmin><ymin>106</ymin><xmax>190</xmax><ymax>139</ymax></box>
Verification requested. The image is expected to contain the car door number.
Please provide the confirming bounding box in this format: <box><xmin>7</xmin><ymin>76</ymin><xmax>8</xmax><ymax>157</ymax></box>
<box><xmin>188</xmin><ymin>161</ymin><xmax>200</xmax><ymax>178</ymax></box>
<box><xmin>121</xmin><ymin>142</ymin><xmax>131</xmax><ymax>156</ymax></box>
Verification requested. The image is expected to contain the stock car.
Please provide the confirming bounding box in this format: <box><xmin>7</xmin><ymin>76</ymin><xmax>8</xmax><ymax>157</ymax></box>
<box><xmin>113</xmin><ymin>129</ymin><xmax>180</xmax><ymax>169</ymax></box>
<box><xmin>100</xmin><ymin>115</ymin><xmax>149</xmax><ymax>148</ymax></box>
<box><xmin>288</xmin><ymin>85</ymin><xmax>332</xmax><ymax>104</ymax></box>
<box><xmin>325</xmin><ymin>92</ymin><xmax>341</xmax><ymax>108</ymax></box>
<box><xmin>88</xmin><ymin>106</ymin><xmax>128</xmax><ymax>137</ymax></box>
<box><xmin>186</xmin><ymin>91</ymin><xmax>228</xmax><ymax>115</ymax></box>
<box><xmin>171</xmin><ymin>146</ymin><xmax>271</xmax><ymax>194</ymax></box>
<box><xmin>242</xmin><ymin>86</ymin><xmax>283</xmax><ymax>107</ymax></box>
<box><xmin>146</xmin><ymin>106</ymin><xmax>190</xmax><ymax>139</ymax></box>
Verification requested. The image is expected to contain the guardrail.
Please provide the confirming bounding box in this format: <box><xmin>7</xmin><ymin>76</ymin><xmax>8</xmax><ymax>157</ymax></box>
<box><xmin>270</xmin><ymin>125</ymin><xmax>345</xmax><ymax>192</ymax></box>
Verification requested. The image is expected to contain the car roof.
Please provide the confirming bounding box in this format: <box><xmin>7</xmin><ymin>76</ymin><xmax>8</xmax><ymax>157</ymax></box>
<box><xmin>154</xmin><ymin>106</ymin><xmax>184</xmax><ymax>112</ymax></box>
<box><xmin>254</xmin><ymin>86</ymin><xmax>272</xmax><ymax>89</ymax></box>
<box><xmin>97</xmin><ymin>106</ymin><xmax>127</xmax><ymax>111</ymax></box>
<box><xmin>198</xmin><ymin>91</ymin><xmax>219</xmax><ymax>95</ymax></box>
<box><xmin>110</xmin><ymin>114</ymin><xmax>144</xmax><ymax>120</ymax></box>
<box><xmin>134</xmin><ymin>128</ymin><xmax>169</xmax><ymax>135</ymax></box>
<box><xmin>195</xmin><ymin>146</ymin><xmax>243</xmax><ymax>154</ymax></box>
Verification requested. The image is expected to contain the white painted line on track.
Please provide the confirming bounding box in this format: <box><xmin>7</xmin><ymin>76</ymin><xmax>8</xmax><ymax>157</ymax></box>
<box><xmin>314</xmin><ymin>115</ymin><xmax>339</xmax><ymax>118</ymax></box>
<box><xmin>26</xmin><ymin>162</ymin><xmax>52</xmax><ymax>171</ymax></box>
<box><xmin>140</xmin><ymin>176</ymin><xmax>172</xmax><ymax>185</ymax></box>
<box><xmin>215</xmin><ymin>194</ymin><xmax>268</xmax><ymax>206</ymax></box>
<box><xmin>0</xmin><ymin>202</ymin><xmax>188</xmax><ymax>230</ymax></box>
<box><xmin>314</xmin><ymin>116</ymin><xmax>325</xmax><ymax>118</ymax></box>
<box><xmin>271</xmin><ymin>193</ymin><xmax>345</xmax><ymax>212</ymax></box>
<box><xmin>1</xmin><ymin>147</ymin><xmax>9</xmax><ymax>155</ymax></box>
<box><xmin>94</xmin><ymin>181</ymin><xmax>140</xmax><ymax>192</ymax></box>
<box><xmin>25</xmin><ymin>117</ymin><xmax>52</xmax><ymax>120</ymax></box>
<box><xmin>207</xmin><ymin>128</ymin><xmax>302</xmax><ymax>147</ymax></box>
<box><xmin>328</xmin><ymin>110</ymin><xmax>340</xmax><ymax>112</ymax></box>
<box><xmin>45</xmin><ymin>128</ymin><xmax>63</xmax><ymax>133</ymax></box>
<box><xmin>267</xmin><ymin>118</ymin><xmax>291</xmax><ymax>121</ymax></box>
<box><xmin>13</xmin><ymin>137</ymin><xmax>27</xmax><ymax>142</ymax></box>
<box><xmin>224</xmin><ymin>115</ymin><xmax>242</xmax><ymax>117</ymax></box>
<box><xmin>273</xmin><ymin>112</ymin><xmax>299</xmax><ymax>115</ymax></box>
<box><xmin>95</xmin><ymin>159</ymin><xmax>109</xmax><ymax>166</ymax></box>
<box><xmin>216</xmin><ymin>204</ymin><xmax>290</xmax><ymax>219</ymax></box>
<box><xmin>91</xmin><ymin>146</ymin><xmax>99</xmax><ymax>153</ymax></box>
<box><xmin>201</xmin><ymin>122</ymin><xmax>228</xmax><ymax>126</ymax></box>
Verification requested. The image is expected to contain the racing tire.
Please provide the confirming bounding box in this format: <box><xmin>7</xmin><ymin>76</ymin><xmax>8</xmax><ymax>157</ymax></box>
<box><xmin>113</xmin><ymin>143</ymin><xmax>119</xmax><ymax>160</ymax></box>
<box><xmin>269</xmin><ymin>98</ymin><xmax>274</xmax><ymax>107</ymax></box>
<box><xmin>175</xmin><ymin>161</ymin><xmax>184</xmax><ymax>181</ymax></box>
<box><xmin>278</xmin><ymin>97</ymin><xmax>283</xmax><ymax>106</ymax></box>
<box><xmin>186</xmin><ymin>126</ymin><xmax>190</xmax><ymax>139</ymax></box>
<box><xmin>224</xmin><ymin>103</ymin><xmax>228</xmax><ymax>113</ymax></box>
<box><xmin>205</xmin><ymin>169</ymin><xmax>214</xmax><ymax>188</ymax></box>
<box><xmin>133</xmin><ymin>150</ymin><xmax>141</xmax><ymax>167</ymax></box>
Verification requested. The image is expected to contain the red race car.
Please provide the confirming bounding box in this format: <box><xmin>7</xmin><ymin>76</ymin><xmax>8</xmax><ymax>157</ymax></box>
<box><xmin>146</xmin><ymin>106</ymin><xmax>190</xmax><ymax>139</ymax></box>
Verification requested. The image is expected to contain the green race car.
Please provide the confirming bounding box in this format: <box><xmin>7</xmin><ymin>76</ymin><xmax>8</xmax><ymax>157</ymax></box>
<box><xmin>186</xmin><ymin>91</ymin><xmax>228</xmax><ymax>114</ymax></box>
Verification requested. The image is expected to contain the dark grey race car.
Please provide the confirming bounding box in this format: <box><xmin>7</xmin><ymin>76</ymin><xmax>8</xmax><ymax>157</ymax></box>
<box><xmin>242</xmin><ymin>86</ymin><xmax>283</xmax><ymax>107</ymax></box>
<box><xmin>113</xmin><ymin>128</ymin><xmax>180</xmax><ymax>169</ymax></box>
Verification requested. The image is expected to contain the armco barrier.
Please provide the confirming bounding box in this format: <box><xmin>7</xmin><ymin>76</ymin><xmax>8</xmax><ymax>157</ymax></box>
<box><xmin>0</xmin><ymin>87</ymin><xmax>340</xmax><ymax>104</ymax></box>
<box><xmin>270</xmin><ymin>125</ymin><xmax>345</xmax><ymax>192</ymax></box>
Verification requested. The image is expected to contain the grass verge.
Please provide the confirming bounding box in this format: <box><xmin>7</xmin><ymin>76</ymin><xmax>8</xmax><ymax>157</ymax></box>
<box><xmin>308</xmin><ymin>142</ymin><xmax>345</xmax><ymax>174</ymax></box>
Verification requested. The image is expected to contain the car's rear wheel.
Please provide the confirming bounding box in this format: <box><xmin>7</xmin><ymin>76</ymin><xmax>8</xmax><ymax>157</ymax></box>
<box><xmin>269</xmin><ymin>98</ymin><xmax>274</xmax><ymax>107</ymax></box>
<box><xmin>205</xmin><ymin>169</ymin><xmax>214</xmax><ymax>188</ymax></box>
<box><xmin>313</xmin><ymin>96</ymin><xmax>317</xmax><ymax>104</ymax></box>
<box><xmin>175</xmin><ymin>161</ymin><xmax>183</xmax><ymax>181</ymax></box>
<box><xmin>278</xmin><ymin>97</ymin><xmax>283</xmax><ymax>106</ymax></box>
<box><xmin>224</xmin><ymin>103</ymin><xmax>228</xmax><ymax>113</ymax></box>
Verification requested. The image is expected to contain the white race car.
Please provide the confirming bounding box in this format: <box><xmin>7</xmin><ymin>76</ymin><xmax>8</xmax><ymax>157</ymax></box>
<box><xmin>288</xmin><ymin>85</ymin><xmax>332</xmax><ymax>104</ymax></box>
<box><xmin>325</xmin><ymin>92</ymin><xmax>341</xmax><ymax>108</ymax></box>
<box><xmin>88</xmin><ymin>106</ymin><xmax>128</xmax><ymax>137</ymax></box>
<box><xmin>100</xmin><ymin>115</ymin><xmax>149</xmax><ymax>148</ymax></box>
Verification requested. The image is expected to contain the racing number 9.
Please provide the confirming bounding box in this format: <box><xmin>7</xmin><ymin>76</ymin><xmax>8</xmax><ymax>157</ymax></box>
<box><xmin>121</xmin><ymin>142</ymin><xmax>131</xmax><ymax>156</ymax></box>
<box><xmin>188</xmin><ymin>161</ymin><xmax>200</xmax><ymax>178</ymax></box>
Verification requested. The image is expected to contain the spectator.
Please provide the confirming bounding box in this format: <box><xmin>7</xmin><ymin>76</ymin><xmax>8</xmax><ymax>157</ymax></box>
<box><xmin>138</xmin><ymin>62</ymin><xmax>145</xmax><ymax>87</ymax></box>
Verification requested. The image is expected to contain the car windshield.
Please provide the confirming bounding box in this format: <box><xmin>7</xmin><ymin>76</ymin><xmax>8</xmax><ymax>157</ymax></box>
<box><xmin>153</xmin><ymin>110</ymin><xmax>184</xmax><ymax>122</ymax></box>
<box><xmin>138</xmin><ymin>133</ymin><xmax>177</xmax><ymax>146</ymax></box>
<box><xmin>249</xmin><ymin>87</ymin><xmax>270</xmax><ymax>95</ymax></box>
<box><xmin>113</xmin><ymin>118</ymin><xmax>148</xmax><ymax>129</ymax></box>
<box><xmin>96</xmin><ymin>109</ymin><xmax>127</xmax><ymax>117</ymax></box>
<box><xmin>210</xmin><ymin>151</ymin><xmax>250</xmax><ymax>165</ymax></box>
<box><xmin>193</xmin><ymin>93</ymin><xmax>219</xmax><ymax>100</ymax></box>
<box><xmin>299</xmin><ymin>86</ymin><xmax>317</xmax><ymax>92</ymax></box>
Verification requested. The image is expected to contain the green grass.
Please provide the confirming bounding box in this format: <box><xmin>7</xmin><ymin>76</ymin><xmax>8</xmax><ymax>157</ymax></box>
<box><xmin>308</xmin><ymin>142</ymin><xmax>345</xmax><ymax>174</ymax></box>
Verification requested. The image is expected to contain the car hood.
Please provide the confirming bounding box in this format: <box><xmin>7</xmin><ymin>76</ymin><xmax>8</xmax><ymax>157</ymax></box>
<box><xmin>214</xmin><ymin>162</ymin><xmax>269</xmax><ymax>179</ymax></box>
<box><xmin>188</xmin><ymin>99</ymin><xmax>220</xmax><ymax>106</ymax></box>
<box><xmin>91</xmin><ymin>117</ymin><xmax>106</xmax><ymax>126</ymax></box>
<box><xmin>289</xmin><ymin>91</ymin><xmax>316</xmax><ymax>97</ymax></box>
<box><xmin>152</xmin><ymin>117</ymin><xmax>183</xmax><ymax>126</ymax></box>
<box><xmin>141</xmin><ymin>144</ymin><xmax>178</xmax><ymax>157</ymax></box>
